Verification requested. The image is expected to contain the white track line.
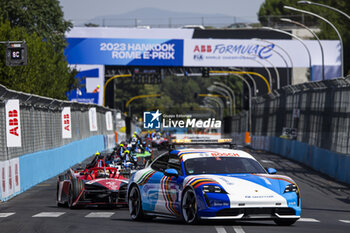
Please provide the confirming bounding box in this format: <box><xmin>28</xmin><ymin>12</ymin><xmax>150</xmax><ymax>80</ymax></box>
<box><xmin>0</xmin><ymin>213</ymin><xmax>15</xmax><ymax>218</ymax></box>
<box><xmin>85</xmin><ymin>212</ymin><xmax>115</xmax><ymax>218</ymax></box>
<box><xmin>339</xmin><ymin>220</ymin><xmax>350</xmax><ymax>223</ymax></box>
<box><xmin>260</xmin><ymin>160</ymin><xmax>274</xmax><ymax>163</ymax></box>
<box><xmin>233</xmin><ymin>226</ymin><xmax>245</xmax><ymax>233</ymax></box>
<box><xmin>32</xmin><ymin>212</ymin><xmax>65</xmax><ymax>217</ymax></box>
<box><xmin>215</xmin><ymin>226</ymin><xmax>227</xmax><ymax>233</ymax></box>
<box><xmin>298</xmin><ymin>218</ymin><xmax>320</xmax><ymax>222</ymax></box>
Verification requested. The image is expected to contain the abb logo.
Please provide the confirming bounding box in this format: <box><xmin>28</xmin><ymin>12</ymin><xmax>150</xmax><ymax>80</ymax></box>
<box><xmin>9</xmin><ymin>166</ymin><xmax>12</xmax><ymax>190</ymax></box>
<box><xmin>8</xmin><ymin>110</ymin><xmax>19</xmax><ymax>136</ymax></box>
<box><xmin>62</xmin><ymin>107</ymin><xmax>72</xmax><ymax>138</ymax></box>
<box><xmin>194</xmin><ymin>45</ymin><xmax>212</xmax><ymax>53</ymax></box>
<box><xmin>63</xmin><ymin>114</ymin><xmax>70</xmax><ymax>131</ymax></box>
<box><xmin>2</xmin><ymin>167</ymin><xmax>5</xmax><ymax>193</ymax></box>
<box><xmin>5</xmin><ymin>99</ymin><xmax>21</xmax><ymax>147</ymax></box>
<box><xmin>211</xmin><ymin>152</ymin><xmax>240</xmax><ymax>157</ymax></box>
<box><xmin>1</xmin><ymin>159</ymin><xmax>21</xmax><ymax>198</ymax></box>
<box><xmin>15</xmin><ymin>164</ymin><xmax>19</xmax><ymax>186</ymax></box>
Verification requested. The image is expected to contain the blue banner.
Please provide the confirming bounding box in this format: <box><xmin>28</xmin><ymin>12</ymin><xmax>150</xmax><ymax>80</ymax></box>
<box><xmin>65</xmin><ymin>38</ymin><xmax>183</xmax><ymax>66</ymax></box>
<box><xmin>66</xmin><ymin>68</ymin><xmax>99</xmax><ymax>104</ymax></box>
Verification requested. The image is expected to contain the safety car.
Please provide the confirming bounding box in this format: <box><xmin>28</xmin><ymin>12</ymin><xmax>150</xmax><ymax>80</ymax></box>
<box><xmin>127</xmin><ymin>140</ymin><xmax>301</xmax><ymax>225</ymax></box>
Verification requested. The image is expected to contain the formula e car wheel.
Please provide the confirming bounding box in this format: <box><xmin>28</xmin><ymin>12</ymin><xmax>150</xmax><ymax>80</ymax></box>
<box><xmin>56</xmin><ymin>182</ymin><xmax>66</xmax><ymax>207</ymax></box>
<box><xmin>68</xmin><ymin>179</ymin><xmax>83</xmax><ymax>209</ymax></box>
<box><xmin>181</xmin><ymin>188</ymin><xmax>198</xmax><ymax>224</ymax></box>
<box><xmin>129</xmin><ymin>185</ymin><xmax>144</xmax><ymax>220</ymax></box>
<box><xmin>273</xmin><ymin>218</ymin><xmax>298</xmax><ymax>226</ymax></box>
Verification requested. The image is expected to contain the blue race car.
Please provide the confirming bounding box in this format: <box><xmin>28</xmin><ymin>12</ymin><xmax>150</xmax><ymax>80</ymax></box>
<box><xmin>127</xmin><ymin>148</ymin><xmax>301</xmax><ymax>225</ymax></box>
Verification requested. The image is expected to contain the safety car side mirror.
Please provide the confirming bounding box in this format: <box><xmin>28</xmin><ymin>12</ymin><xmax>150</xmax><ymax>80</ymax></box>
<box><xmin>267</xmin><ymin>168</ymin><xmax>277</xmax><ymax>174</ymax></box>
<box><xmin>164</xmin><ymin>168</ymin><xmax>178</xmax><ymax>177</ymax></box>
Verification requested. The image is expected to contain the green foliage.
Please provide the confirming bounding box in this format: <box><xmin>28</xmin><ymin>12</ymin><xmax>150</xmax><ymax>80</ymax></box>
<box><xmin>258</xmin><ymin>0</ymin><xmax>350</xmax><ymax>75</ymax></box>
<box><xmin>85</xmin><ymin>23</ymin><xmax>99</xmax><ymax>27</ymax></box>
<box><xmin>0</xmin><ymin>0</ymin><xmax>76</xmax><ymax>99</ymax></box>
<box><xmin>0</xmin><ymin>0</ymin><xmax>72</xmax><ymax>51</ymax></box>
<box><xmin>0</xmin><ymin>20</ymin><xmax>77</xmax><ymax>99</ymax></box>
<box><xmin>114</xmin><ymin>75</ymin><xmax>243</xmax><ymax>119</ymax></box>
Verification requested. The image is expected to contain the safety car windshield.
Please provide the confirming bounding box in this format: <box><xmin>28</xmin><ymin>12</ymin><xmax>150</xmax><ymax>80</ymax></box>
<box><xmin>184</xmin><ymin>157</ymin><xmax>266</xmax><ymax>175</ymax></box>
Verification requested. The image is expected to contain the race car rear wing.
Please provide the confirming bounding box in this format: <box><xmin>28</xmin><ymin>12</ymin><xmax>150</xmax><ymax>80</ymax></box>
<box><xmin>171</xmin><ymin>138</ymin><xmax>235</xmax><ymax>148</ymax></box>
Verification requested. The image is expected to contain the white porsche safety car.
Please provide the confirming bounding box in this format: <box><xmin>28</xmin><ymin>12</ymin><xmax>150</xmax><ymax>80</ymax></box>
<box><xmin>127</xmin><ymin>145</ymin><xmax>301</xmax><ymax>225</ymax></box>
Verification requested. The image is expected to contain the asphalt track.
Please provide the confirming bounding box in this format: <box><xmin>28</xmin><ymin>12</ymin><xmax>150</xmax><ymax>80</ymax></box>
<box><xmin>1</xmin><ymin>149</ymin><xmax>350</xmax><ymax>233</ymax></box>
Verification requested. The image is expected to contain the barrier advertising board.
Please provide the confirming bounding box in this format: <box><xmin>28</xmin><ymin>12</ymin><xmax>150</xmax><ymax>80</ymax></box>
<box><xmin>105</xmin><ymin>111</ymin><xmax>113</xmax><ymax>131</ymax></box>
<box><xmin>5</xmin><ymin>99</ymin><xmax>21</xmax><ymax>147</ymax></box>
<box><xmin>62</xmin><ymin>107</ymin><xmax>72</xmax><ymax>139</ymax></box>
<box><xmin>89</xmin><ymin>107</ymin><xmax>98</xmax><ymax>131</ymax></box>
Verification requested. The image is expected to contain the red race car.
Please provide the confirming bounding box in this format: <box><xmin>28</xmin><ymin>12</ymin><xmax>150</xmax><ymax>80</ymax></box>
<box><xmin>56</xmin><ymin>156</ymin><xmax>129</xmax><ymax>209</ymax></box>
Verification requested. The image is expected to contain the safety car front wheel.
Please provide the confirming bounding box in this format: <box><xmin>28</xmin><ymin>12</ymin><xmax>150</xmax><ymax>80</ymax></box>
<box><xmin>181</xmin><ymin>188</ymin><xmax>199</xmax><ymax>224</ymax></box>
<box><xmin>129</xmin><ymin>185</ymin><xmax>146</xmax><ymax>220</ymax></box>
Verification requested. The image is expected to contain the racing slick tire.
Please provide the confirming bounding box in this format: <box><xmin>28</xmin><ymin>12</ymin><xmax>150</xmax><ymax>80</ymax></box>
<box><xmin>273</xmin><ymin>218</ymin><xmax>298</xmax><ymax>226</ymax></box>
<box><xmin>128</xmin><ymin>185</ymin><xmax>153</xmax><ymax>221</ymax></box>
<box><xmin>56</xmin><ymin>175</ymin><xmax>66</xmax><ymax>207</ymax></box>
<box><xmin>68</xmin><ymin>178</ymin><xmax>84</xmax><ymax>209</ymax></box>
<box><xmin>181</xmin><ymin>188</ymin><xmax>199</xmax><ymax>224</ymax></box>
<box><xmin>56</xmin><ymin>182</ymin><xmax>66</xmax><ymax>207</ymax></box>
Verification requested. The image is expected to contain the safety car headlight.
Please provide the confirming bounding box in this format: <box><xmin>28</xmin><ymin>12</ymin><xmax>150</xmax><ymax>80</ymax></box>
<box><xmin>284</xmin><ymin>184</ymin><xmax>298</xmax><ymax>193</ymax></box>
<box><xmin>202</xmin><ymin>185</ymin><xmax>226</xmax><ymax>194</ymax></box>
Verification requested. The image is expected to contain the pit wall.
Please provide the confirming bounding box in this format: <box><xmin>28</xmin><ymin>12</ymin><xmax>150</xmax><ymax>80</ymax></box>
<box><xmin>0</xmin><ymin>135</ymin><xmax>110</xmax><ymax>202</ymax></box>
<box><xmin>251</xmin><ymin>136</ymin><xmax>350</xmax><ymax>185</ymax></box>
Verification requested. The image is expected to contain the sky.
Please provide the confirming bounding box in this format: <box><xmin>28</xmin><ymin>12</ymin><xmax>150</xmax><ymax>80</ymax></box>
<box><xmin>58</xmin><ymin>0</ymin><xmax>265</xmax><ymax>24</ymax></box>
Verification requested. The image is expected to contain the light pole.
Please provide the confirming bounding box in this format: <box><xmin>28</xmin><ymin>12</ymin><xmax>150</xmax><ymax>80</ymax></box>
<box><xmin>208</xmin><ymin>85</ymin><xmax>232</xmax><ymax>116</ymax></box>
<box><xmin>297</xmin><ymin>1</ymin><xmax>350</xmax><ymax>20</ymax></box>
<box><xmin>262</xmin><ymin>27</ymin><xmax>312</xmax><ymax>80</ymax></box>
<box><xmin>103</xmin><ymin>74</ymin><xmax>132</xmax><ymax>106</ymax></box>
<box><xmin>284</xmin><ymin>5</ymin><xmax>344</xmax><ymax>78</ymax></box>
<box><xmin>229</xmin><ymin>67</ymin><xmax>257</xmax><ymax>96</ymax></box>
<box><xmin>281</xmin><ymin>18</ymin><xmax>325</xmax><ymax>81</ymax></box>
<box><xmin>253</xmin><ymin>37</ymin><xmax>294</xmax><ymax>87</ymax></box>
<box><xmin>254</xmin><ymin>38</ymin><xmax>294</xmax><ymax>68</ymax></box>
<box><xmin>257</xmin><ymin>57</ymin><xmax>280</xmax><ymax>90</ymax></box>
<box><xmin>210</xmin><ymin>71</ymin><xmax>253</xmax><ymax>132</ymax></box>
<box><xmin>248</xmin><ymin>57</ymin><xmax>273</xmax><ymax>91</ymax></box>
<box><xmin>212</xmin><ymin>70</ymin><xmax>270</xmax><ymax>94</ymax></box>
<box><xmin>125</xmin><ymin>94</ymin><xmax>161</xmax><ymax>116</ymax></box>
<box><xmin>252</xmin><ymin>41</ymin><xmax>289</xmax><ymax>88</ymax></box>
<box><xmin>204</xmin><ymin>97</ymin><xmax>224</xmax><ymax>120</ymax></box>
<box><xmin>203</xmin><ymin>101</ymin><xmax>223</xmax><ymax>119</ymax></box>
<box><xmin>213</xmin><ymin>82</ymin><xmax>236</xmax><ymax>115</ymax></box>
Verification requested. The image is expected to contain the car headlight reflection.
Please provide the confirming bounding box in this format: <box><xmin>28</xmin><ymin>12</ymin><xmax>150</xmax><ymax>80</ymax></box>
<box><xmin>284</xmin><ymin>183</ymin><xmax>300</xmax><ymax>206</ymax></box>
<box><xmin>284</xmin><ymin>184</ymin><xmax>298</xmax><ymax>193</ymax></box>
<box><xmin>202</xmin><ymin>185</ymin><xmax>226</xmax><ymax>194</ymax></box>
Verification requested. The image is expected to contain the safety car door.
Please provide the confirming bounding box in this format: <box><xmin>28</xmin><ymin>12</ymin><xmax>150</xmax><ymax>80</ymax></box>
<box><xmin>161</xmin><ymin>153</ymin><xmax>184</xmax><ymax>216</ymax></box>
<box><xmin>141</xmin><ymin>153</ymin><xmax>169</xmax><ymax>213</ymax></box>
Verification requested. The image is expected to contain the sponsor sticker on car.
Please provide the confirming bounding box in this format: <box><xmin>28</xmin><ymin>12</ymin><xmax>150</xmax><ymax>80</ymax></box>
<box><xmin>211</xmin><ymin>152</ymin><xmax>240</xmax><ymax>157</ymax></box>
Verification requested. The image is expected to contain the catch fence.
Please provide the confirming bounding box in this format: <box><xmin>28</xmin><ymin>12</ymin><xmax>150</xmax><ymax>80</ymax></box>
<box><xmin>232</xmin><ymin>77</ymin><xmax>350</xmax><ymax>154</ymax></box>
<box><xmin>0</xmin><ymin>84</ymin><xmax>131</xmax><ymax>161</ymax></box>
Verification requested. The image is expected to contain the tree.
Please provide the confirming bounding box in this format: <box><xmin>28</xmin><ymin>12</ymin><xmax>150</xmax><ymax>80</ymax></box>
<box><xmin>0</xmin><ymin>0</ymin><xmax>72</xmax><ymax>51</ymax></box>
<box><xmin>0</xmin><ymin>0</ymin><xmax>76</xmax><ymax>99</ymax></box>
<box><xmin>0</xmin><ymin>20</ymin><xmax>76</xmax><ymax>99</ymax></box>
<box><xmin>113</xmin><ymin>74</ymin><xmax>243</xmax><ymax>119</ymax></box>
<box><xmin>258</xmin><ymin>0</ymin><xmax>350</xmax><ymax>75</ymax></box>
<box><xmin>85</xmin><ymin>23</ymin><xmax>99</xmax><ymax>27</ymax></box>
